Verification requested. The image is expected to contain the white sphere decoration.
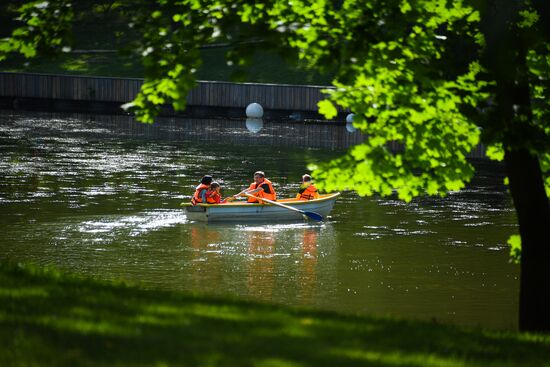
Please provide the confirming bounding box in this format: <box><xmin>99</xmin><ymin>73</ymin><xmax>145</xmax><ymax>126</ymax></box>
<box><xmin>345</xmin><ymin>122</ymin><xmax>357</xmax><ymax>133</ymax></box>
<box><xmin>246</xmin><ymin>118</ymin><xmax>263</xmax><ymax>133</ymax></box>
<box><xmin>246</xmin><ymin>102</ymin><xmax>264</xmax><ymax>118</ymax></box>
<box><xmin>346</xmin><ymin>113</ymin><xmax>355</xmax><ymax>123</ymax></box>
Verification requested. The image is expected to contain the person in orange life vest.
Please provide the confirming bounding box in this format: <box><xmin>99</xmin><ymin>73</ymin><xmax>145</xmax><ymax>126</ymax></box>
<box><xmin>232</xmin><ymin>171</ymin><xmax>276</xmax><ymax>203</ymax></box>
<box><xmin>191</xmin><ymin>175</ymin><xmax>213</xmax><ymax>205</ymax></box>
<box><xmin>296</xmin><ymin>174</ymin><xmax>319</xmax><ymax>200</ymax></box>
<box><xmin>205</xmin><ymin>182</ymin><xmax>227</xmax><ymax>204</ymax></box>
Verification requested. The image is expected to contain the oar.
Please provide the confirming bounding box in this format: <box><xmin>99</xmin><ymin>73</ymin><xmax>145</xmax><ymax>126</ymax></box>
<box><xmin>244</xmin><ymin>193</ymin><xmax>323</xmax><ymax>221</ymax></box>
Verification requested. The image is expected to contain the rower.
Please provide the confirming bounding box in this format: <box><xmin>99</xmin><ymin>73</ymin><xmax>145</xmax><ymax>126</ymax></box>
<box><xmin>232</xmin><ymin>171</ymin><xmax>276</xmax><ymax>204</ymax></box>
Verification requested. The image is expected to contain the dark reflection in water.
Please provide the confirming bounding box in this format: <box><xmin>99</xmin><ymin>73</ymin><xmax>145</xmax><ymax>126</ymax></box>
<box><xmin>0</xmin><ymin>110</ymin><xmax>518</xmax><ymax>330</ymax></box>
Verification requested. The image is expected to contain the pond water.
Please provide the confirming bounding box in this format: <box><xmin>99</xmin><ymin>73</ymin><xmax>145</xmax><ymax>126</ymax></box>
<box><xmin>0</xmin><ymin>110</ymin><xmax>519</xmax><ymax>330</ymax></box>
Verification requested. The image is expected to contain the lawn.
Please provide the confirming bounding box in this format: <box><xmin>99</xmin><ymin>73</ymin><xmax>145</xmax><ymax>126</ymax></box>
<box><xmin>0</xmin><ymin>47</ymin><xmax>332</xmax><ymax>86</ymax></box>
<box><xmin>1</xmin><ymin>261</ymin><xmax>549</xmax><ymax>367</ymax></box>
<box><xmin>0</xmin><ymin>1</ymin><xmax>332</xmax><ymax>86</ymax></box>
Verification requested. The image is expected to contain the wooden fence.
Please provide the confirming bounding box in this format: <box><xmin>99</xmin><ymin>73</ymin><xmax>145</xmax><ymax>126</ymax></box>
<box><xmin>0</xmin><ymin>72</ymin><xmax>328</xmax><ymax>112</ymax></box>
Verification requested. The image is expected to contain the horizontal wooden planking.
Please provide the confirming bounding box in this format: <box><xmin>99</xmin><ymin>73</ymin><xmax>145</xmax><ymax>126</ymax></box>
<box><xmin>184</xmin><ymin>80</ymin><xmax>329</xmax><ymax>110</ymax></box>
<box><xmin>0</xmin><ymin>72</ymin><xmax>329</xmax><ymax>111</ymax></box>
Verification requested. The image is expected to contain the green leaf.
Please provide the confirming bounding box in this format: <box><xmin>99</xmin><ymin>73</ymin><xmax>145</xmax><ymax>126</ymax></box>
<box><xmin>318</xmin><ymin>99</ymin><xmax>338</xmax><ymax>119</ymax></box>
<box><xmin>486</xmin><ymin>145</ymin><xmax>504</xmax><ymax>161</ymax></box>
<box><xmin>508</xmin><ymin>235</ymin><xmax>521</xmax><ymax>264</ymax></box>
<box><xmin>466</xmin><ymin>11</ymin><xmax>480</xmax><ymax>23</ymax></box>
<box><xmin>400</xmin><ymin>1</ymin><xmax>412</xmax><ymax>13</ymax></box>
<box><xmin>518</xmin><ymin>9</ymin><xmax>539</xmax><ymax>28</ymax></box>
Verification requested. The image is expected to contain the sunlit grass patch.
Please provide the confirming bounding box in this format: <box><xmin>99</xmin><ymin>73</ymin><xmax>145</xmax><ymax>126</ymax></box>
<box><xmin>1</xmin><ymin>261</ymin><xmax>549</xmax><ymax>366</ymax></box>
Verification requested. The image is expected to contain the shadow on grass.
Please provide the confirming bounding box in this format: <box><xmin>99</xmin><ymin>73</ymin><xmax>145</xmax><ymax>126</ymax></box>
<box><xmin>1</xmin><ymin>261</ymin><xmax>549</xmax><ymax>367</ymax></box>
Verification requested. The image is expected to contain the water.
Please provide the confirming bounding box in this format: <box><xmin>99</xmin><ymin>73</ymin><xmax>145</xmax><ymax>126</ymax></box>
<box><xmin>0</xmin><ymin>110</ymin><xmax>519</xmax><ymax>330</ymax></box>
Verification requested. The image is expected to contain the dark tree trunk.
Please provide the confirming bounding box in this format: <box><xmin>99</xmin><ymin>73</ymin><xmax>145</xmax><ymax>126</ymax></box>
<box><xmin>505</xmin><ymin>150</ymin><xmax>550</xmax><ymax>332</ymax></box>
<box><xmin>480</xmin><ymin>0</ymin><xmax>550</xmax><ymax>333</ymax></box>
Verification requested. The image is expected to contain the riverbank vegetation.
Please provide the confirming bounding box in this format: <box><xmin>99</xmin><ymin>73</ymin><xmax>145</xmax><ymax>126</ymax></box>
<box><xmin>0</xmin><ymin>47</ymin><xmax>332</xmax><ymax>85</ymax></box>
<box><xmin>1</xmin><ymin>261</ymin><xmax>550</xmax><ymax>366</ymax></box>
<box><xmin>0</xmin><ymin>2</ymin><xmax>330</xmax><ymax>85</ymax></box>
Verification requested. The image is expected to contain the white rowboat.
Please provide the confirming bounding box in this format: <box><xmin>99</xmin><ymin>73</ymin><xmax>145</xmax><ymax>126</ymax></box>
<box><xmin>182</xmin><ymin>192</ymin><xmax>340</xmax><ymax>222</ymax></box>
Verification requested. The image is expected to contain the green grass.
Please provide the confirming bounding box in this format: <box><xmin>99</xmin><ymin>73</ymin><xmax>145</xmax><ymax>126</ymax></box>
<box><xmin>0</xmin><ymin>52</ymin><xmax>144</xmax><ymax>78</ymax></box>
<box><xmin>0</xmin><ymin>3</ymin><xmax>332</xmax><ymax>85</ymax></box>
<box><xmin>0</xmin><ymin>47</ymin><xmax>332</xmax><ymax>85</ymax></box>
<box><xmin>1</xmin><ymin>261</ymin><xmax>549</xmax><ymax>367</ymax></box>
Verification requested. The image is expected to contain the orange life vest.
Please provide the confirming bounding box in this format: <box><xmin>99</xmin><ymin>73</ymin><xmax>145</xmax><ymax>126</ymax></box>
<box><xmin>297</xmin><ymin>183</ymin><xmax>318</xmax><ymax>200</ymax></box>
<box><xmin>247</xmin><ymin>178</ymin><xmax>276</xmax><ymax>203</ymax></box>
<box><xmin>206</xmin><ymin>190</ymin><xmax>222</xmax><ymax>204</ymax></box>
<box><xmin>191</xmin><ymin>183</ymin><xmax>209</xmax><ymax>205</ymax></box>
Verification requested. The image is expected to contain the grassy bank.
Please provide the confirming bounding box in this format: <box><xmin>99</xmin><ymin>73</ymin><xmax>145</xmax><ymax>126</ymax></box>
<box><xmin>1</xmin><ymin>1</ymin><xmax>333</xmax><ymax>85</ymax></box>
<box><xmin>1</xmin><ymin>262</ymin><xmax>549</xmax><ymax>367</ymax></box>
<box><xmin>0</xmin><ymin>0</ymin><xmax>332</xmax><ymax>85</ymax></box>
<box><xmin>0</xmin><ymin>47</ymin><xmax>332</xmax><ymax>86</ymax></box>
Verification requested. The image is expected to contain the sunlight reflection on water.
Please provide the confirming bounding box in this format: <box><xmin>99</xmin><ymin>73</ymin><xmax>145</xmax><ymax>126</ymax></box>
<box><xmin>0</xmin><ymin>111</ymin><xmax>520</xmax><ymax>330</ymax></box>
<box><xmin>74</xmin><ymin>210</ymin><xmax>188</xmax><ymax>237</ymax></box>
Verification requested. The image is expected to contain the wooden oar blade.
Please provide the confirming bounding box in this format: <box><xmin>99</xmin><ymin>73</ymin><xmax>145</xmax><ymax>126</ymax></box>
<box><xmin>303</xmin><ymin>211</ymin><xmax>323</xmax><ymax>221</ymax></box>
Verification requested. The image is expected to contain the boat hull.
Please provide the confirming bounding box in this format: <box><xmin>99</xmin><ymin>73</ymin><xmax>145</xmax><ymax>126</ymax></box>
<box><xmin>183</xmin><ymin>193</ymin><xmax>340</xmax><ymax>222</ymax></box>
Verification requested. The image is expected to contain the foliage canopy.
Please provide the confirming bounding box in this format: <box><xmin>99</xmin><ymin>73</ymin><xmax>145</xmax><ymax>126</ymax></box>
<box><xmin>2</xmin><ymin>0</ymin><xmax>547</xmax><ymax>203</ymax></box>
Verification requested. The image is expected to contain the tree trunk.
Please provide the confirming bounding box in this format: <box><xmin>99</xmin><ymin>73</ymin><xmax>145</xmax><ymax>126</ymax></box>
<box><xmin>480</xmin><ymin>0</ymin><xmax>550</xmax><ymax>333</ymax></box>
<box><xmin>505</xmin><ymin>149</ymin><xmax>550</xmax><ymax>332</ymax></box>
